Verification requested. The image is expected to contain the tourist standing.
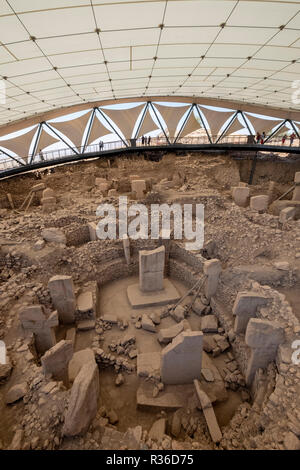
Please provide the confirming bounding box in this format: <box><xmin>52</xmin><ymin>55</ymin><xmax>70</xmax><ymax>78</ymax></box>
<box><xmin>282</xmin><ymin>134</ymin><xmax>287</xmax><ymax>145</ymax></box>
<box><xmin>290</xmin><ymin>132</ymin><xmax>296</xmax><ymax>146</ymax></box>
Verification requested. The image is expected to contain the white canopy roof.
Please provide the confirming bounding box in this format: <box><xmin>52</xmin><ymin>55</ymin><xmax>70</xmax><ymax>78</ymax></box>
<box><xmin>0</xmin><ymin>0</ymin><xmax>299</xmax><ymax>128</ymax></box>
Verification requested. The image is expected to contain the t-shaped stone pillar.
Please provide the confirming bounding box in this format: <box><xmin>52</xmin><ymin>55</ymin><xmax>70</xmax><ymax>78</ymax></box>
<box><xmin>233</xmin><ymin>291</ymin><xmax>269</xmax><ymax>335</ymax></box>
<box><xmin>203</xmin><ymin>259</ymin><xmax>222</xmax><ymax>300</ymax></box>
<box><xmin>41</xmin><ymin>339</ymin><xmax>73</xmax><ymax>386</ymax></box>
<box><xmin>139</xmin><ymin>246</ymin><xmax>165</xmax><ymax>292</ymax></box>
<box><xmin>48</xmin><ymin>275</ymin><xmax>76</xmax><ymax>324</ymax></box>
<box><xmin>161</xmin><ymin>331</ymin><xmax>203</xmax><ymax>385</ymax></box>
<box><xmin>245</xmin><ymin>318</ymin><xmax>285</xmax><ymax>386</ymax></box>
<box><xmin>19</xmin><ymin>305</ymin><xmax>58</xmax><ymax>355</ymax></box>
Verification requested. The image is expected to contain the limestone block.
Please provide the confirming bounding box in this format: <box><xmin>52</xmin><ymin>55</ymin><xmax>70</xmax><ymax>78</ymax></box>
<box><xmin>201</xmin><ymin>315</ymin><xmax>218</xmax><ymax>333</ymax></box>
<box><xmin>5</xmin><ymin>382</ymin><xmax>28</xmax><ymax>404</ymax></box>
<box><xmin>203</xmin><ymin>259</ymin><xmax>222</xmax><ymax>299</ymax></box>
<box><xmin>232</xmin><ymin>187</ymin><xmax>250</xmax><ymax>207</ymax></box>
<box><xmin>245</xmin><ymin>318</ymin><xmax>285</xmax><ymax>385</ymax></box>
<box><xmin>292</xmin><ymin>186</ymin><xmax>300</xmax><ymax>201</ymax></box>
<box><xmin>42</xmin><ymin>188</ymin><xmax>55</xmax><ymax>199</ymax></box>
<box><xmin>141</xmin><ymin>314</ymin><xmax>156</xmax><ymax>333</ymax></box>
<box><xmin>294</xmin><ymin>172</ymin><xmax>300</xmax><ymax>184</ymax></box>
<box><xmin>76</xmin><ymin>291</ymin><xmax>95</xmax><ymax>318</ymax></box>
<box><xmin>48</xmin><ymin>275</ymin><xmax>76</xmax><ymax>324</ymax></box>
<box><xmin>41</xmin><ymin>340</ymin><xmax>73</xmax><ymax>384</ymax></box>
<box><xmin>233</xmin><ymin>291</ymin><xmax>269</xmax><ymax>334</ymax></box>
<box><xmin>63</xmin><ymin>361</ymin><xmax>99</xmax><ymax>436</ymax></box>
<box><xmin>131</xmin><ymin>180</ymin><xmax>146</xmax><ymax>199</ymax></box>
<box><xmin>194</xmin><ymin>380</ymin><xmax>222</xmax><ymax>443</ymax></box>
<box><xmin>245</xmin><ymin>318</ymin><xmax>285</xmax><ymax>350</ymax></box>
<box><xmin>123</xmin><ymin>234</ymin><xmax>130</xmax><ymax>265</ymax></box>
<box><xmin>137</xmin><ymin>352</ymin><xmax>161</xmax><ymax>378</ymax></box>
<box><xmin>139</xmin><ymin>246</ymin><xmax>165</xmax><ymax>292</ymax></box>
<box><xmin>157</xmin><ymin>321</ymin><xmax>185</xmax><ymax>344</ymax></box>
<box><xmin>68</xmin><ymin>348</ymin><xmax>96</xmax><ymax>383</ymax></box>
<box><xmin>279</xmin><ymin>207</ymin><xmax>296</xmax><ymax>223</ymax></box>
<box><xmin>161</xmin><ymin>331</ymin><xmax>203</xmax><ymax>385</ymax></box>
<box><xmin>250</xmin><ymin>195</ymin><xmax>269</xmax><ymax>212</ymax></box>
<box><xmin>42</xmin><ymin>228</ymin><xmax>66</xmax><ymax>244</ymax></box>
<box><xmin>19</xmin><ymin>305</ymin><xmax>57</xmax><ymax>354</ymax></box>
<box><xmin>170</xmin><ymin>305</ymin><xmax>185</xmax><ymax>323</ymax></box>
<box><xmin>87</xmin><ymin>222</ymin><xmax>98</xmax><ymax>241</ymax></box>
<box><xmin>149</xmin><ymin>419</ymin><xmax>166</xmax><ymax>442</ymax></box>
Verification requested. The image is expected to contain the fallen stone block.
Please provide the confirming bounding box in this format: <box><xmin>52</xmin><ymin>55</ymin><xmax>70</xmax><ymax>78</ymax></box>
<box><xmin>157</xmin><ymin>321</ymin><xmax>185</xmax><ymax>344</ymax></box>
<box><xmin>5</xmin><ymin>382</ymin><xmax>28</xmax><ymax>404</ymax></box>
<box><xmin>250</xmin><ymin>195</ymin><xmax>269</xmax><ymax>212</ymax></box>
<box><xmin>102</xmin><ymin>314</ymin><xmax>118</xmax><ymax>324</ymax></box>
<box><xmin>279</xmin><ymin>206</ymin><xmax>296</xmax><ymax>224</ymax></box>
<box><xmin>232</xmin><ymin>186</ymin><xmax>250</xmax><ymax>207</ymax></box>
<box><xmin>201</xmin><ymin>315</ymin><xmax>218</xmax><ymax>333</ymax></box>
<box><xmin>87</xmin><ymin>222</ymin><xmax>98</xmax><ymax>241</ymax></box>
<box><xmin>42</xmin><ymin>228</ymin><xmax>66</xmax><ymax>244</ymax></box>
<box><xmin>170</xmin><ymin>305</ymin><xmax>185</xmax><ymax>323</ymax></box>
<box><xmin>149</xmin><ymin>418</ymin><xmax>166</xmax><ymax>442</ymax></box>
<box><xmin>194</xmin><ymin>379</ymin><xmax>222</xmax><ymax>443</ymax></box>
<box><xmin>77</xmin><ymin>320</ymin><xmax>96</xmax><ymax>331</ymax></box>
<box><xmin>192</xmin><ymin>299</ymin><xmax>206</xmax><ymax>316</ymax></box>
<box><xmin>141</xmin><ymin>314</ymin><xmax>156</xmax><ymax>333</ymax></box>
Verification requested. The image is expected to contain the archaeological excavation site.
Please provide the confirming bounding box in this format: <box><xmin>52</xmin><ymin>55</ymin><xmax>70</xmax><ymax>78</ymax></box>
<box><xmin>0</xmin><ymin>150</ymin><xmax>300</xmax><ymax>452</ymax></box>
<box><xmin>0</xmin><ymin>0</ymin><xmax>300</xmax><ymax>455</ymax></box>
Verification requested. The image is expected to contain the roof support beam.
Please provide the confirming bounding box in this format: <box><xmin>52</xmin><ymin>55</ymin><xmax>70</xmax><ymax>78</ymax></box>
<box><xmin>97</xmin><ymin>108</ymin><xmax>128</xmax><ymax>147</ymax></box>
<box><xmin>82</xmin><ymin>108</ymin><xmax>96</xmax><ymax>153</ymax></box>
<box><xmin>194</xmin><ymin>105</ymin><xmax>212</xmax><ymax>144</ymax></box>
<box><xmin>44</xmin><ymin>121</ymin><xmax>79</xmax><ymax>154</ymax></box>
<box><xmin>174</xmin><ymin>104</ymin><xmax>194</xmax><ymax>144</ymax></box>
<box><xmin>149</xmin><ymin>102</ymin><xmax>170</xmax><ymax>144</ymax></box>
<box><xmin>216</xmin><ymin>111</ymin><xmax>238</xmax><ymax>144</ymax></box>
<box><xmin>29</xmin><ymin>123</ymin><xmax>43</xmax><ymax>165</ymax></box>
<box><xmin>134</xmin><ymin>102</ymin><xmax>149</xmax><ymax>140</ymax></box>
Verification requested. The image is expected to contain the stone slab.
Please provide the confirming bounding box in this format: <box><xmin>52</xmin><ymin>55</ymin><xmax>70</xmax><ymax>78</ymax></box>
<box><xmin>127</xmin><ymin>278</ymin><xmax>180</xmax><ymax>309</ymax></box>
<box><xmin>137</xmin><ymin>381</ymin><xmax>197</xmax><ymax>410</ymax></box>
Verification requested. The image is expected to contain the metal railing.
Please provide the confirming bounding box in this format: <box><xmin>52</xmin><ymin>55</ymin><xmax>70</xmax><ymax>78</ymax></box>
<box><xmin>0</xmin><ymin>134</ymin><xmax>299</xmax><ymax>175</ymax></box>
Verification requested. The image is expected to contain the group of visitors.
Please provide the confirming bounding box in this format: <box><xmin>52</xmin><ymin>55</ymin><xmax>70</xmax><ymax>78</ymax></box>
<box><xmin>141</xmin><ymin>135</ymin><xmax>151</xmax><ymax>145</ymax></box>
<box><xmin>256</xmin><ymin>131</ymin><xmax>297</xmax><ymax>146</ymax></box>
<box><xmin>281</xmin><ymin>132</ymin><xmax>296</xmax><ymax>146</ymax></box>
<box><xmin>255</xmin><ymin>131</ymin><xmax>266</xmax><ymax>144</ymax></box>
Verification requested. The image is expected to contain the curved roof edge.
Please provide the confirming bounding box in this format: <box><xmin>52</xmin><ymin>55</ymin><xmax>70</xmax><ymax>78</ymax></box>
<box><xmin>0</xmin><ymin>95</ymin><xmax>299</xmax><ymax>138</ymax></box>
